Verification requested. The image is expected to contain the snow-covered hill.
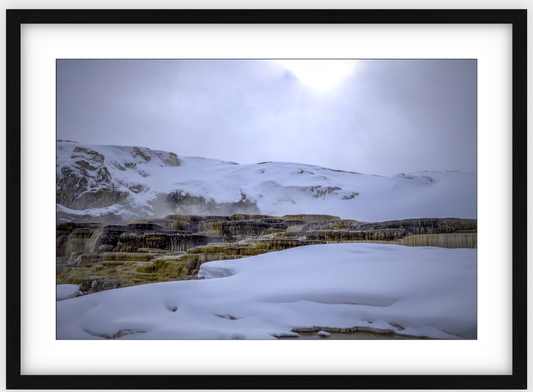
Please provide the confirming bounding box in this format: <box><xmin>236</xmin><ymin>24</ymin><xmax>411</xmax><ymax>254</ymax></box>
<box><xmin>57</xmin><ymin>140</ymin><xmax>476</xmax><ymax>223</ymax></box>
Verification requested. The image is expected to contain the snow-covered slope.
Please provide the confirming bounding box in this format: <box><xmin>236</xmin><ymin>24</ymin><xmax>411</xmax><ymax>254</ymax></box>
<box><xmin>57</xmin><ymin>243</ymin><xmax>477</xmax><ymax>340</ymax></box>
<box><xmin>57</xmin><ymin>140</ymin><xmax>476</xmax><ymax>223</ymax></box>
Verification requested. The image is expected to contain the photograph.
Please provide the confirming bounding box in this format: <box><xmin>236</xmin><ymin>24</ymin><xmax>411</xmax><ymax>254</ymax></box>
<box><xmin>55</xmin><ymin>59</ymin><xmax>478</xmax><ymax>341</ymax></box>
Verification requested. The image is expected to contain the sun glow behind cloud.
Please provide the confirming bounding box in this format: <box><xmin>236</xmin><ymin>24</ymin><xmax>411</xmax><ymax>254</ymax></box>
<box><xmin>57</xmin><ymin>59</ymin><xmax>477</xmax><ymax>176</ymax></box>
<box><xmin>276</xmin><ymin>60</ymin><xmax>358</xmax><ymax>92</ymax></box>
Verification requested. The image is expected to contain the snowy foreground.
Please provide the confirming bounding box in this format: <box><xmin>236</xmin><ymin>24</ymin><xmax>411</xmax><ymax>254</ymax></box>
<box><xmin>57</xmin><ymin>244</ymin><xmax>477</xmax><ymax>340</ymax></box>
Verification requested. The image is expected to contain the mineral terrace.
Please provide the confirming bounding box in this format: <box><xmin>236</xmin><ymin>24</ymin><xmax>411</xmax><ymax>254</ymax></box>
<box><xmin>57</xmin><ymin>214</ymin><xmax>477</xmax><ymax>295</ymax></box>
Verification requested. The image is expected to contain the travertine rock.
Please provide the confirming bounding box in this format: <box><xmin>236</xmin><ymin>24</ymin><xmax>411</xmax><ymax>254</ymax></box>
<box><xmin>401</xmin><ymin>233</ymin><xmax>477</xmax><ymax>248</ymax></box>
<box><xmin>58</xmin><ymin>228</ymin><xmax>99</xmax><ymax>257</ymax></box>
<box><xmin>79</xmin><ymin>277</ymin><xmax>122</xmax><ymax>294</ymax></box>
<box><xmin>56</xmin><ymin>215</ymin><xmax>477</xmax><ymax>294</ymax></box>
<box><xmin>281</xmin><ymin>214</ymin><xmax>340</xmax><ymax>224</ymax></box>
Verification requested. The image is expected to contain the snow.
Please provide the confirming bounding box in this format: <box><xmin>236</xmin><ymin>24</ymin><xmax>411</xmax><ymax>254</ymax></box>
<box><xmin>57</xmin><ymin>141</ymin><xmax>476</xmax><ymax>222</ymax></box>
<box><xmin>56</xmin><ymin>284</ymin><xmax>81</xmax><ymax>301</ymax></box>
<box><xmin>57</xmin><ymin>243</ymin><xmax>477</xmax><ymax>340</ymax></box>
<box><xmin>317</xmin><ymin>331</ymin><xmax>331</xmax><ymax>337</ymax></box>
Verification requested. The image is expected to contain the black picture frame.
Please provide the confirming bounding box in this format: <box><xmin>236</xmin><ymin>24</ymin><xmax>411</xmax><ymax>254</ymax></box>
<box><xmin>6</xmin><ymin>9</ymin><xmax>527</xmax><ymax>390</ymax></box>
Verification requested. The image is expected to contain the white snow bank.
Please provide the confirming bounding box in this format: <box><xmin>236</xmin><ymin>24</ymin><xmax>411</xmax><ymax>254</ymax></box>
<box><xmin>57</xmin><ymin>244</ymin><xmax>476</xmax><ymax>340</ymax></box>
<box><xmin>57</xmin><ymin>284</ymin><xmax>81</xmax><ymax>301</ymax></box>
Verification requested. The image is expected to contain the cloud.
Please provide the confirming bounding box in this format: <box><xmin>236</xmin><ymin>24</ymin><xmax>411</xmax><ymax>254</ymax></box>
<box><xmin>57</xmin><ymin>59</ymin><xmax>476</xmax><ymax>176</ymax></box>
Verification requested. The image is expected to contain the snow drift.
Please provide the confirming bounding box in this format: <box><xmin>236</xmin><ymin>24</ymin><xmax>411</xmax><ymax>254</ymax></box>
<box><xmin>57</xmin><ymin>243</ymin><xmax>477</xmax><ymax>340</ymax></box>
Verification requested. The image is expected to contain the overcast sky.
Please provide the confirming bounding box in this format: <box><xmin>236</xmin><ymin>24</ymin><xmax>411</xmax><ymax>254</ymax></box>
<box><xmin>57</xmin><ymin>59</ymin><xmax>476</xmax><ymax>177</ymax></box>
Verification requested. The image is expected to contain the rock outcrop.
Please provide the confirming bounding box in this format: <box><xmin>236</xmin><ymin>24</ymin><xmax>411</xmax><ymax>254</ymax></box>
<box><xmin>79</xmin><ymin>277</ymin><xmax>122</xmax><ymax>295</ymax></box>
<box><xmin>57</xmin><ymin>141</ymin><xmax>184</xmax><ymax>223</ymax></box>
<box><xmin>165</xmin><ymin>191</ymin><xmax>260</xmax><ymax>216</ymax></box>
<box><xmin>57</xmin><ymin>146</ymin><xmax>130</xmax><ymax>210</ymax></box>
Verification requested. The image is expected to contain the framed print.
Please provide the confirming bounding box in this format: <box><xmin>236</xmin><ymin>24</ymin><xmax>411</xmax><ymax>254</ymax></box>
<box><xmin>6</xmin><ymin>9</ymin><xmax>527</xmax><ymax>389</ymax></box>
